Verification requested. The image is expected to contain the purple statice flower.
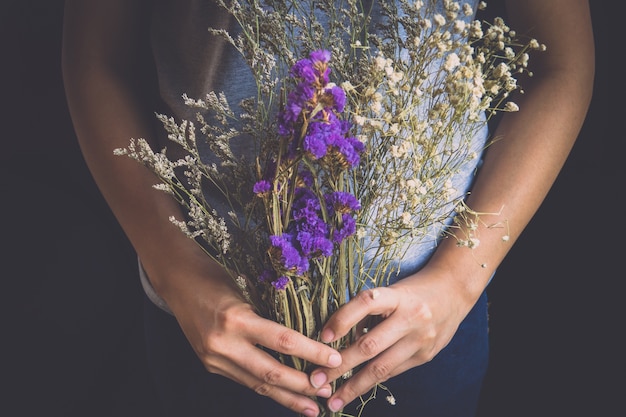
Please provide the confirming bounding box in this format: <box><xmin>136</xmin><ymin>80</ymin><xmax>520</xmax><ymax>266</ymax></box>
<box><xmin>302</xmin><ymin>131</ymin><xmax>328</xmax><ymax>159</ymax></box>
<box><xmin>302</xmin><ymin>112</ymin><xmax>364</xmax><ymax>168</ymax></box>
<box><xmin>272</xmin><ymin>275</ymin><xmax>290</xmax><ymax>290</ymax></box>
<box><xmin>326</xmin><ymin>191</ymin><xmax>361</xmax><ymax>213</ymax></box>
<box><xmin>333</xmin><ymin>213</ymin><xmax>357</xmax><ymax>244</ymax></box>
<box><xmin>341</xmin><ymin>140</ymin><xmax>364</xmax><ymax>166</ymax></box>
<box><xmin>296</xmin><ymin>230</ymin><xmax>333</xmax><ymax>258</ymax></box>
<box><xmin>308</xmin><ymin>49</ymin><xmax>331</xmax><ymax>84</ymax></box>
<box><xmin>290</xmin><ymin>50</ymin><xmax>331</xmax><ymax>87</ymax></box>
<box><xmin>326</xmin><ymin>192</ymin><xmax>360</xmax><ymax>244</ymax></box>
<box><xmin>290</xmin><ymin>187</ymin><xmax>333</xmax><ymax>258</ymax></box>
<box><xmin>309</xmin><ymin>49</ymin><xmax>331</xmax><ymax>65</ymax></box>
<box><xmin>277</xmin><ymin>83</ymin><xmax>316</xmax><ymax>136</ymax></box>
<box><xmin>326</xmin><ymin>134</ymin><xmax>364</xmax><ymax>167</ymax></box>
<box><xmin>269</xmin><ymin>234</ymin><xmax>308</xmax><ymax>274</ymax></box>
<box><xmin>253</xmin><ymin>180</ymin><xmax>271</xmax><ymax>195</ymax></box>
<box><xmin>302</xmin><ymin>116</ymin><xmax>342</xmax><ymax>159</ymax></box>
<box><xmin>324</xmin><ymin>85</ymin><xmax>347</xmax><ymax>113</ymax></box>
<box><xmin>290</xmin><ymin>59</ymin><xmax>318</xmax><ymax>84</ymax></box>
<box><xmin>292</xmin><ymin>188</ymin><xmax>322</xmax><ymax>222</ymax></box>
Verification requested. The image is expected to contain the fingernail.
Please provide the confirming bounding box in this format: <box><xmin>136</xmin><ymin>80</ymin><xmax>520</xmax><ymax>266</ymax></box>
<box><xmin>316</xmin><ymin>386</ymin><xmax>332</xmax><ymax>398</ymax></box>
<box><xmin>329</xmin><ymin>398</ymin><xmax>344</xmax><ymax>412</ymax></box>
<box><xmin>302</xmin><ymin>408</ymin><xmax>318</xmax><ymax>417</ymax></box>
<box><xmin>321</xmin><ymin>329</ymin><xmax>334</xmax><ymax>343</ymax></box>
<box><xmin>328</xmin><ymin>352</ymin><xmax>341</xmax><ymax>367</ymax></box>
<box><xmin>310</xmin><ymin>371</ymin><xmax>327</xmax><ymax>388</ymax></box>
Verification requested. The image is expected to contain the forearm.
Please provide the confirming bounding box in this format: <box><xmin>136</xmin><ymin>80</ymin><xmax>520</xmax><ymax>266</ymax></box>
<box><xmin>422</xmin><ymin>0</ymin><xmax>595</xmax><ymax>307</ymax></box>
<box><xmin>61</xmin><ymin>0</ymin><xmax>228</xmax><ymax>304</ymax></box>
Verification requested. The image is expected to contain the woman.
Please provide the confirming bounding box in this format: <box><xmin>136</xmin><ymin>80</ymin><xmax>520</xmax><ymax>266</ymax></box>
<box><xmin>61</xmin><ymin>1</ymin><xmax>594</xmax><ymax>416</ymax></box>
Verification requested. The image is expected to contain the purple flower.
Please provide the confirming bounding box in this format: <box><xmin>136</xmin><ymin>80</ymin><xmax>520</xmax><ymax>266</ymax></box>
<box><xmin>290</xmin><ymin>59</ymin><xmax>318</xmax><ymax>84</ymax></box>
<box><xmin>272</xmin><ymin>276</ymin><xmax>290</xmax><ymax>290</ymax></box>
<box><xmin>302</xmin><ymin>118</ymin><xmax>342</xmax><ymax>159</ymax></box>
<box><xmin>309</xmin><ymin>49</ymin><xmax>331</xmax><ymax>65</ymax></box>
<box><xmin>338</xmin><ymin>136</ymin><xmax>364</xmax><ymax>167</ymax></box>
<box><xmin>333</xmin><ymin>213</ymin><xmax>357</xmax><ymax>244</ymax></box>
<box><xmin>303</xmin><ymin>131</ymin><xmax>328</xmax><ymax>159</ymax></box>
<box><xmin>297</xmin><ymin>230</ymin><xmax>333</xmax><ymax>258</ymax></box>
<box><xmin>309</xmin><ymin>50</ymin><xmax>331</xmax><ymax>84</ymax></box>
<box><xmin>326</xmin><ymin>85</ymin><xmax>346</xmax><ymax>112</ymax></box>
<box><xmin>326</xmin><ymin>191</ymin><xmax>361</xmax><ymax>213</ymax></box>
<box><xmin>290</xmin><ymin>50</ymin><xmax>332</xmax><ymax>86</ymax></box>
<box><xmin>253</xmin><ymin>180</ymin><xmax>271</xmax><ymax>195</ymax></box>
<box><xmin>269</xmin><ymin>234</ymin><xmax>308</xmax><ymax>274</ymax></box>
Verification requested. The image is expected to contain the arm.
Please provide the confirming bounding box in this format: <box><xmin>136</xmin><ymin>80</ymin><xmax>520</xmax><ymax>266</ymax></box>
<box><xmin>311</xmin><ymin>0</ymin><xmax>595</xmax><ymax>411</ymax></box>
<box><xmin>61</xmin><ymin>1</ymin><xmax>340</xmax><ymax>415</ymax></box>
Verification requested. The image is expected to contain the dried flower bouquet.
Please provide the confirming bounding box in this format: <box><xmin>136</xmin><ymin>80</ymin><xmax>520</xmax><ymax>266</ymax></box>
<box><xmin>116</xmin><ymin>0</ymin><xmax>542</xmax><ymax>415</ymax></box>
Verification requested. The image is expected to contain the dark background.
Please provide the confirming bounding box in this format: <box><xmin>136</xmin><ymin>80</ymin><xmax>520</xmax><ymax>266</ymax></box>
<box><xmin>1</xmin><ymin>1</ymin><xmax>624</xmax><ymax>416</ymax></box>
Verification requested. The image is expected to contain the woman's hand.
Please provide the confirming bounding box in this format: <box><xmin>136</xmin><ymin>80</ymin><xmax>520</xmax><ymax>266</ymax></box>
<box><xmin>156</xmin><ymin>255</ymin><xmax>343</xmax><ymax>417</ymax></box>
<box><xmin>308</xmin><ymin>266</ymin><xmax>476</xmax><ymax>413</ymax></box>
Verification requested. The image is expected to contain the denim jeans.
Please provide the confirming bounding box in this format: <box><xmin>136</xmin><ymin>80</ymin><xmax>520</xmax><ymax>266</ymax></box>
<box><xmin>143</xmin><ymin>291</ymin><xmax>489</xmax><ymax>417</ymax></box>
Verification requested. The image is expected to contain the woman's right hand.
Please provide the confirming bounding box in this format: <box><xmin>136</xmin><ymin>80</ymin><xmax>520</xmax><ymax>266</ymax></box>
<box><xmin>151</xmin><ymin>252</ymin><xmax>342</xmax><ymax>417</ymax></box>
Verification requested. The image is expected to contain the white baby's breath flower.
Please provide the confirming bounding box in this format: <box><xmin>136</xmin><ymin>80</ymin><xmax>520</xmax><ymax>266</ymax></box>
<box><xmin>453</xmin><ymin>19</ymin><xmax>466</xmax><ymax>34</ymax></box>
<box><xmin>400</xmin><ymin>212</ymin><xmax>413</xmax><ymax>227</ymax></box>
<box><xmin>444</xmin><ymin>53</ymin><xmax>461</xmax><ymax>71</ymax></box>
<box><xmin>433</xmin><ymin>13</ymin><xmax>446</xmax><ymax>26</ymax></box>
<box><xmin>374</xmin><ymin>54</ymin><xmax>387</xmax><ymax>71</ymax></box>
<box><xmin>504</xmin><ymin>101</ymin><xmax>519</xmax><ymax>112</ymax></box>
<box><xmin>341</xmin><ymin>80</ymin><xmax>355</xmax><ymax>93</ymax></box>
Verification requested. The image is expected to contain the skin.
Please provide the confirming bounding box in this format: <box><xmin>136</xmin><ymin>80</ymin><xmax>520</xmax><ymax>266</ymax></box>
<box><xmin>62</xmin><ymin>0</ymin><xmax>594</xmax><ymax>416</ymax></box>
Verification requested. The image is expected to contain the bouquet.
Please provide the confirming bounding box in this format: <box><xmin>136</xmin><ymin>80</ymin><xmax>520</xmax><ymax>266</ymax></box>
<box><xmin>116</xmin><ymin>0</ymin><xmax>543</xmax><ymax>415</ymax></box>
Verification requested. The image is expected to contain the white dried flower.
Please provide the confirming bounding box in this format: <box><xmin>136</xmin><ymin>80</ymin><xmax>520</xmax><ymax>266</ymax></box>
<box><xmin>504</xmin><ymin>101</ymin><xmax>519</xmax><ymax>112</ymax></box>
<box><xmin>444</xmin><ymin>53</ymin><xmax>461</xmax><ymax>71</ymax></box>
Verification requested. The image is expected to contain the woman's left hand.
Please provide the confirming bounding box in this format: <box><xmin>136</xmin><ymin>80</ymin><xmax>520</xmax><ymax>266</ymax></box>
<box><xmin>309</xmin><ymin>266</ymin><xmax>477</xmax><ymax>413</ymax></box>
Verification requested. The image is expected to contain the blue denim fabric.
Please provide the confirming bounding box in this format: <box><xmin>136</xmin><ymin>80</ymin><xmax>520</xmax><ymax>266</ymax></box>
<box><xmin>143</xmin><ymin>291</ymin><xmax>488</xmax><ymax>417</ymax></box>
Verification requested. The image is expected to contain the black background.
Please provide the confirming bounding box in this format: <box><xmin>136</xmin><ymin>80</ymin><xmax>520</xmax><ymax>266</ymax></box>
<box><xmin>1</xmin><ymin>1</ymin><xmax>624</xmax><ymax>416</ymax></box>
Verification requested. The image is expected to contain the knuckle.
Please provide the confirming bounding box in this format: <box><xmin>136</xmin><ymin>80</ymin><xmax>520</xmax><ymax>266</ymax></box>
<box><xmin>356</xmin><ymin>289</ymin><xmax>378</xmax><ymax>308</ymax></box>
<box><xmin>199</xmin><ymin>332</ymin><xmax>229</xmax><ymax>358</ymax></box>
<box><xmin>356</xmin><ymin>335</ymin><xmax>379</xmax><ymax>357</ymax></box>
<box><xmin>254</xmin><ymin>382</ymin><xmax>273</xmax><ymax>397</ymax></box>
<box><xmin>262</xmin><ymin>366</ymin><xmax>283</xmax><ymax>385</ymax></box>
<box><xmin>216</xmin><ymin>304</ymin><xmax>249</xmax><ymax>332</ymax></box>
<box><xmin>276</xmin><ymin>329</ymin><xmax>299</xmax><ymax>352</ymax></box>
<box><xmin>369</xmin><ymin>361</ymin><xmax>392</xmax><ymax>381</ymax></box>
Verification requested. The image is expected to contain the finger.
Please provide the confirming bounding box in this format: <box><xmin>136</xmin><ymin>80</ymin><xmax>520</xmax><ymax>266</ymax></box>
<box><xmin>320</xmin><ymin>287</ymin><xmax>397</xmax><ymax>343</ymax></box>
<box><xmin>310</xmin><ymin>316</ymin><xmax>404</xmax><ymax>388</ymax></box>
<box><xmin>326</xmin><ymin>336</ymin><xmax>427</xmax><ymax>413</ymax></box>
<box><xmin>219</xmin><ymin>357</ymin><xmax>328</xmax><ymax>417</ymax></box>
<box><xmin>202</xmin><ymin>342</ymin><xmax>333</xmax><ymax>416</ymax></box>
<box><xmin>251</xmin><ymin>316</ymin><xmax>343</xmax><ymax>369</ymax></box>
<box><xmin>236</xmin><ymin>341</ymin><xmax>335</xmax><ymax>398</ymax></box>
